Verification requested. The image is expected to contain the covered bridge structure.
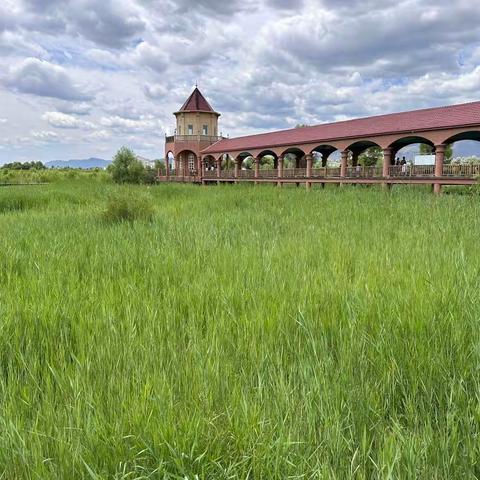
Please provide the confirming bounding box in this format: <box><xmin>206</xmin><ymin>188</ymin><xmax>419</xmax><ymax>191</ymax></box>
<box><xmin>161</xmin><ymin>100</ymin><xmax>480</xmax><ymax>193</ymax></box>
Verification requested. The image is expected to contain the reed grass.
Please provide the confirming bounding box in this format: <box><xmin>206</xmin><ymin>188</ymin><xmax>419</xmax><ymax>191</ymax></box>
<box><xmin>1</xmin><ymin>181</ymin><xmax>479</xmax><ymax>478</ymax></box>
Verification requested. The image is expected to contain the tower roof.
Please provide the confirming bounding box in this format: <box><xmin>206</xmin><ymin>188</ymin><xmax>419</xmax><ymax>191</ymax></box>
<box><xmin>177</xmin><ymin>87</ymin><xmax>219</xmax><ymax>114</ymax></box>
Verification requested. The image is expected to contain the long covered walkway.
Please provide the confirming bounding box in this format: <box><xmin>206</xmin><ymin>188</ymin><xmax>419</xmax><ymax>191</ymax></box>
<box><xmin>160</xmin><ymin>101</ymin><xmax>480</xmax><ymax>193</ymax></box>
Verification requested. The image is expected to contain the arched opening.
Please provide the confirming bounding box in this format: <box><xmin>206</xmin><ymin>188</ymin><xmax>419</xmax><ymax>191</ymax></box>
<box><xmin>344</xmin><ymin>141</ymin><xmax>382</xmax><ymax>177</ymax></box>
<box><xmin>388</xmin><ymin>136</ymin><xmax>435</xmax><ymax>177</ymax></box>
<box><xmin>257</xmin><ymin>150</ymin><xmax>278</xmax><ymax>170</ymax></box>
<box><xmin>236</xmin><ymin>152</ymin><xmax>254</xmax><ymax>169</ymax></box>
<box><xmin>236</xmin><ymin>152</ymin><xmax>255</xmax><ymax>179</ymax></box>
<box><xmin>311</xmin><ymin>144</ymin><xmax>338</xmax><ymax>167</ymax></box>
<box><xmin>280</xmin><ymin>148</ymin><xmax>306</xmax><ymax>169</ymax></box>
<box><xmin>203</xmin><ymin>155</ymin><xmax>216</xmax><ymax>174</ymax></box>
<box><xmin>220</xmin><ymin>153</ymin><xmax>235</xmax><ymax>171</ymax></box>
<box><xmin>442</xmin><ymin>131</ymin><xmax>480</xmax><ymax>177</ymax></box>
<box><xmin>166</xmin><ymin>151</ymin><xmax>175</xmax><ymax>175</ymax></box>
<box><xmin>177</xmin><ymin>150</ymin><xmax>198</xmax><ymax>175</ymax></box>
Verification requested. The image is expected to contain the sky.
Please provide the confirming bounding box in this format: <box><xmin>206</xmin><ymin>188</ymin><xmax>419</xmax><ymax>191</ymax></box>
<box><xmin>1</xmin><ymin>0</ymin><xmax>480</xmax><ymax>164</ymax></box>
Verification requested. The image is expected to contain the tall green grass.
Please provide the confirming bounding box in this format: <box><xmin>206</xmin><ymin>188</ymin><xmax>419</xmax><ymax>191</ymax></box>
<box><xmin>1</xmin><ymin>182</ymin><xmax>480</xmax><ymax>478</ymax></box>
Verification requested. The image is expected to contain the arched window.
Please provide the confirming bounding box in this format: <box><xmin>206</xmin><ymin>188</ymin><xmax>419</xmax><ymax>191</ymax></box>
<box><xmin>188</xmin><ymin>153</ymin><xmax>196</xmax><ymax>172</ymax></box>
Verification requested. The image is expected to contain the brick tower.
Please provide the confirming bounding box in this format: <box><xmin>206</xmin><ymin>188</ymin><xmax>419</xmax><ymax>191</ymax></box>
<box><xmin>165</xmin><ymin>87</ymin><xmax>221</xmax><ymax>176</ymax></box>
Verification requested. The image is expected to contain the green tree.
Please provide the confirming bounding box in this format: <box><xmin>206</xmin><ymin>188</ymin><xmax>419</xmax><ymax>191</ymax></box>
<box><xmin>358</xmin><ymin>147</ymin><xmax>383</xmax><ymax>166</ymax></box>
<box><xmin>260</xmin><ymin>155</ymin><xmax>275</xmax><ymax>170</ymax></box>
<box><xmin>110</xmin><ymin>147</ymin><xmax>145</xmax><ymax>184</ymax></box>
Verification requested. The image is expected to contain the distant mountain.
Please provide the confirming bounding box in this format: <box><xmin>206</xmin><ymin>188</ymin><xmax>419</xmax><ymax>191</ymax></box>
<box><xmin>45</xmin><ymin>157</ymin><xmax>111</xmax><ymax>169</ymax></box>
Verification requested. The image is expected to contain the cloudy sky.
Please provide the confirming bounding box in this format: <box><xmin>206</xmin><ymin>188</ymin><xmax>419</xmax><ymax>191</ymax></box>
<box><xmin>1</xmin><ymin>0</ymin><xmax>480</xmax><ymax>163</ymax></box>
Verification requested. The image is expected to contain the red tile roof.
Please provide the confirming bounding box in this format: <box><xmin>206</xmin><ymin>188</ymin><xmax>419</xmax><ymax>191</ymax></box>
<box><xmin>203</xmin><ymin>101</ymin><xmax>480</xmax><ymax>154</ymax></box>
<box><xmin>177</xmin><ymin>87</ymin><xmax>217</xmax><ymax>113</ymax></box>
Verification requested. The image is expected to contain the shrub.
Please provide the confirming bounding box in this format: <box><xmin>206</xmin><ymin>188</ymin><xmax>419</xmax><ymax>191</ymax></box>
<box><xmin>109</xmin><ymin>147</ymin><xmax>145</xmax><ymax>184</ymax></box>
<box><xmin>101</xmin><ymin>191</ymin><xmax>155</xmax><ymax>223</ymax></box>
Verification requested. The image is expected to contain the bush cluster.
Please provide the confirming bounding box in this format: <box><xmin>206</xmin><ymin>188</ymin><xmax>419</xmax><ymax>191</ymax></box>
<box><xmin>101</xmin><ymin>191</ymin><xmax>155</xmax><ymax>223</ymax></box>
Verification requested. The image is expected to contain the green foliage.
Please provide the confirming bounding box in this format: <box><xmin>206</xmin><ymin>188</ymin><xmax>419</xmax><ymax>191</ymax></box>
<box><xmin>101</xmin><ymin>190</ymin><xmax>155</xmax><ymax>223</ymax></box>
<box><xmin>242</xmin><ymin>156</ymin><xmax>254</xmax><ymax>169</ymax></box>
<box><xmin>1</xmin><ymin>182</ymin><xmax>480</xmax><ymax>477</ymax></box>
<box><xmin>0</xmin><ymin>167</ymin><xmax>109</xmax><ymax>184</ymax></box>
<box><xmin>1</xmin><ymin>161</ymin><xmax>46</xmax><ymax>170</ymax></box>
<box><xmin>260</xmin><ymin>155</ymin><xmax>275</xmax><ymax>169</ymax></box>
<box><xmin>358</xmin><ymin>146</ymin><xmax>383</xmax><ymax>166</ymax></box>
<box><xmin>143</xmin><ymin>166</ymin><xmax>158</xmax><ymax>184</ymax></box>
<box><xmin>109</xmin><ymin>147</ymin><xmax>145</xmax><ymax>184</ymax></box>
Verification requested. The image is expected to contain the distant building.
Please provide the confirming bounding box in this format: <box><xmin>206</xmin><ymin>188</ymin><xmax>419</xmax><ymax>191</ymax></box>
<box><xmin>136</xmin><ymin>155</ymin><xmax>156</xmax><ymax>168</ymax></box>
<box><xmin>165</xmin><ymin>87</ymin><xmax>222</xmax><ymax>174</ymax></box>
<box><xmin>414</xmin><ymin>154</ymin><xmax>435</xmax><ymax>165</ymax></box>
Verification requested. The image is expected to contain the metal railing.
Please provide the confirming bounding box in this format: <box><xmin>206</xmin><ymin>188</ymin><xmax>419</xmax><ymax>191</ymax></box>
<box><xmin>166</xmin><ymin>135</ymin><xmax>223</xmax><ymax>143</ymax></box>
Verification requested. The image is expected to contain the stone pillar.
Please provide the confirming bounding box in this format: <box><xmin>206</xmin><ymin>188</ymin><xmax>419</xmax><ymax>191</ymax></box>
<box><xmin>277</xmin><ymin>155</ymin><xmax>284</xmax><ymax>187</ymax></box>
<box><xmin>340</xmin><ymin>150</ymin><xmax>348</xmax><ymax>178</ymax></box>
<box><xmin>434</xmin><ymin>144</ymin><xmax>446</xmax><ymax>195</ymax></box>
<box><xmin>306</xmin><ymin>153</ymin><xmax>313</xmax><ymax>190</ymax></box>
<box><xmin>254</xmin><ymin>156</ymin><xmax>260</xmax><ymax>183</ymax></box>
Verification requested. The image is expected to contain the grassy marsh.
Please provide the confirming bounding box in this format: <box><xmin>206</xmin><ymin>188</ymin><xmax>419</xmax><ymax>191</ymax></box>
<box><xmin>1</xmin><ymin>181</ymin><xmax>480</xmax><ymax>478</ymax></box>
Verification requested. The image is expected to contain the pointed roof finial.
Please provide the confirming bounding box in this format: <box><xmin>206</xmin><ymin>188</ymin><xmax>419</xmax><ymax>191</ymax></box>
<box><xmin>177</xmin><ymin>86</ymin><xmax>219</xmax><ymax>115</ymax></box>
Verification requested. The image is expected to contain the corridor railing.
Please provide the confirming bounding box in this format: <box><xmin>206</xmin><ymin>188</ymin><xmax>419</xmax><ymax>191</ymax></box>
<box><xmin>160</xmin><ymin>163</ymin><xmax>480</xmax><ymax>182</ymax></box>
<box><xmin>442</xmin><ymin>164</ymin><xmax>480</xmax><ymax>177</ymax></box>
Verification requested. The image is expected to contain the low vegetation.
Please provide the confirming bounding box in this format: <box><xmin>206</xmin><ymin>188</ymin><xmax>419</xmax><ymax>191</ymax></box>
<box><xmin>102</xmin><ymin>190</ymin><xmax>155</xmax><ymax>223</ymax></box>
<box><xmin>1</xmin><ymin>181</ymin><xmax>480</xmax><ymax>478</ymax></box>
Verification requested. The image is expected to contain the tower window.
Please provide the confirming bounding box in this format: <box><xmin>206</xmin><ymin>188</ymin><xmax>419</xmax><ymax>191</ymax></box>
<box><xmin>188</xmin><ymin>124</ymin><xmax>194</xmax><ymax>135</ymax></box>
<box><xmin>202</xmin><ymin>125</ymin><xmax>208</xmax><ymax>135</ymax></box>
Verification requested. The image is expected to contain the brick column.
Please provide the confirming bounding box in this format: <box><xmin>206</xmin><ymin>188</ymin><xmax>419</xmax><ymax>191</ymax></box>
<box><xmin>166</xmin><ymin>156</ymin><xmax>170</xmax><ymax>180</ymax></box>
<box><xmin>306</xmin><ymin>153</ymin><xmax>313</xmax><ymax>190</ymax></box>
<box><xmin>340</xmin><ymin>150</ymin><xmax>348</xmax><ymax>178</ymax></box>
<box><xmin>234</xmin><ymin>157</ymin><xmax>240</xmax><ymax>181</ymax></box>
<box><xmin>254</xmin><ymin>156</ymin><xmax>260</xmax><ymax>184</ymax></box>
<box><xmin>382</xmin><ymin>148</ymin><xmax>392</xmax><ymax>178</ymax></box>
<box><xmin>434</xmin><ymin>144</ymin><xmax>446</xmax><ymax>195</ymax></box>
<box><xmin>216</xmin><ymin>157</ymin><xmax>221</xmax><ymax>185</ymax></box>
<box><xmin>277</xmin><ymin>155</ymin><xmax>284</xmax><ymax>187</ymax></box>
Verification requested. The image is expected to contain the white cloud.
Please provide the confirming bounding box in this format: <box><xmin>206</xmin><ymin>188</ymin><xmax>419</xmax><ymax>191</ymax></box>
<box><xmin>42</xmin><ymin>111</ymin><xmax>95</xmax><ymax>129</ymax></box>
<box><xmin>31</xmin><ymin>130</ymin><xmax>60</xmax><ymax>142</ymax></box>
<box><xmin>0</xmin><ymin>0</ymin><xmax>479</xmax><ymax>163</ymax></box>
<box><xmin>99</xmin><ymin>115</ymin><xmax>160</xmax><ymax>132</ymax></box>
<box><xmin>3</xmin><ymin>58</ymin><xmax>92</xmax><ymax>101</ymax></box>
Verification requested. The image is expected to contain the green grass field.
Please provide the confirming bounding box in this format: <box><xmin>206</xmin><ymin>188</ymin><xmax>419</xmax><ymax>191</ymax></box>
<box><xmin>1</xmin><ymin>180</ymin><xmax>480</xmax><ymax>478</ymax></box>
